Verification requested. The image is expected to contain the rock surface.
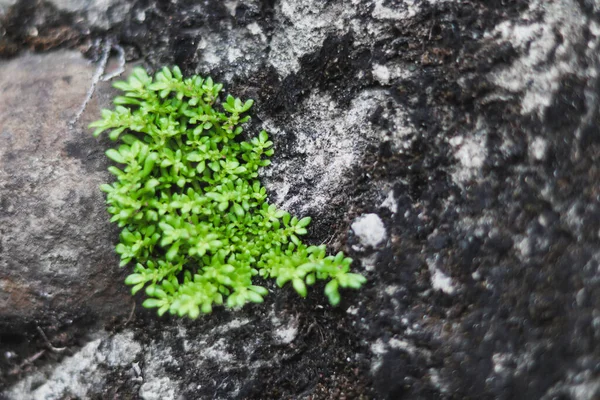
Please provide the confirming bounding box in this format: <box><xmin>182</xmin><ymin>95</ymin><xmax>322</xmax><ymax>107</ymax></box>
<box><xmin>0</xmin><ymin>50</ymin><xmax>131</xmax><ymax>328</ymax></box>
<box><xmin>2</xmin><ymin>0</ymin><xmax>600</xmax><ymax>399</ymax></box>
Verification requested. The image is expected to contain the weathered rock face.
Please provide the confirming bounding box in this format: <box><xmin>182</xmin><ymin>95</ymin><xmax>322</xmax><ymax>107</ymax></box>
<box><xmin>2</xmin><ymin>0</ymin><xmax>600</xmax><ymax>399</ymax></box>
<box><xmin>0</xmin><ymin>50</ymin><xmax>132</xmax><ymax>327</ymax></box>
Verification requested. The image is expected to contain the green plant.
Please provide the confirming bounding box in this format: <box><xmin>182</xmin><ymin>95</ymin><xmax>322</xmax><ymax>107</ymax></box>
<box><xmin>90</xmin><ymin>66</ymin><xmax>366</xmax><ymax>318</ymax></box>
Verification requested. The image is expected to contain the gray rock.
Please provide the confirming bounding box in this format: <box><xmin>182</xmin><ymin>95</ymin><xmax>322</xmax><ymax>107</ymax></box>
<box><xmin>351</xmin><ymin>213</ymin><xmax>387</xmax><ymax>249</ymax></box>
<box><xmin>49</xmin><ymin>0</ymin><xmax>131</xmax><ymax>29</ymax></box>
<box><xmin>4</xmin><ymin>331</ymin><xmax>142</xmax><ymax>400</ymax></box>
<box><xmin>0</xmin><ymin>50</ymin><xmax>130</xmax><ymax>328</ymax></box>
<box><xmin>139</xmin><ymin>377</ymin><xmax>178</xmax><ymax>400</ymax></box>
<box><xmin>0</xmin><ymin>0</ymin><xmax>16</xmax><ymax>14</ymax></box>
<box><xmin>101</xmin><ymin>331</ymin><xmax>142</xmax><ymax>367</ymax></box>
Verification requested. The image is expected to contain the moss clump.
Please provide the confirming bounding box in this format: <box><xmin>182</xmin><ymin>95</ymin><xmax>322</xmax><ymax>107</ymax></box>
<box><xmin>90</xmin><ymin>66</ymin><xmax>366</xmax><ymax>318</ymax></box>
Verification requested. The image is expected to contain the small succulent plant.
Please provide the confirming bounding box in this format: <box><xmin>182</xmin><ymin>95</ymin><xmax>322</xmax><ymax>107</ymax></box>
<box><xmin>90</xmin><ymin>66</ymin><xmax>366</xmax><ymax>318</ymax></box>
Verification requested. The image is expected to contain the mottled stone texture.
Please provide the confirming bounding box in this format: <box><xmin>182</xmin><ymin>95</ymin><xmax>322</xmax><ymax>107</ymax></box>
<box><xmin>2</xmin><ymin>0</ymin><xmax>600</xmax><ymax>399</ymax></box>
<box><xmin>0</xmin><ymin>51</ymin><xmax>130</xmax><ymax>328</ymax></box>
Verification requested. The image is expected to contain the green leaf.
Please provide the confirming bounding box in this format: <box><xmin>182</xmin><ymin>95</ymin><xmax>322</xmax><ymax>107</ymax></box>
<box><xmin>142</xmin><ymin>298</ymin><xmax>163</xmax><ymax>309</ymax></box>
<box><xmin>100</xmin><ymin>184</ymin><xmax>113</xmax><ymax>193</ymax></box>
<box><xmin>124</xmin><ymin>274</ymin><xmax>145</xmax><ymax>285</ymax></box>
<box><xmin>92</xmin><ymin>127</ymin><xmax>108</xmax><ymax>137</ymax></box>
<box><xmin>292</xmin><ymin>278</ymin><xmax>307</xmax><ymax>297</ymax></box>
<box><xmin>290</xmin><ymin>234</ymin><xmax>300</xmax><ymax>245</ymax></box>
<box><xmin>249</xmin><ymin>285</ymin><xmax>268</xmax><ymax>296</ymax></box>
<box><xmin>325</xmin><ymin>279</ymin><xmax>338</xmax><ymax>297</ymax></box>
<box><xmin>328</xmin><ymin>290</ymin><xmax>341</xmax><ymax>306</ymax></box>
<box><xmin>109</xmin><ymin>127</ymin><xmax>126</xmax><ymax>141</ymax></box>
<box><xmin>187</xmin><ymin>152</ymin><xmax>203</xmax><ymax>162</ymax></box>
<box><xmin>105</xmin><ymin>149</ymin><xmax>125</xmax><ymax>163</ymax></box>
<box><xmin>114</xmin><ymin>96</ymin><xmax>141</xmax><ymax>105</ymax></box>
<box><xmin>189</xmin><ymin>304</ymin><xmax>200</xmax><ymax>319</ymax></box>
<box><xmin>145</xmin><ymin>179</ymin><xmax>160</xmax><ymax>190</ymax></box>
<box><xmin>246</xmin><ymin>291</ymin><xmax>264</xmax><ymax>303</ymax></box>
<box><xmin>325</xmin><ymin>280</ymin><xmax>340</xmax><ymax>306</ymax></box>
<box><xmin>242</xmin><ymin>99</ymin><xmax>254</xmax><ymax>112</ymax></box>
<box><xmin>345</xmin><ymin>273</ymin><xmax>367</xmax><ymax>289</ymax></box>
<box><xmin>226</xmin><ymin>293</ymin><xmax>239</xmax><ymax>308</ymax></box>
<box><xmin>158</xmin><ymin>304</ymin><xmax>170</xmax><ymax>316</ymax></box>
<box><xmin>172</xmin><ymin>66</ymin><xmax>183</xmax><ymax>79</ymax></box>
<box><xmin>201</xmin><ymin>303</ymin><xmax>213</xmax><ymax>314</ymax></box>
<box><xmin>297</xmin><ymin>217</ymin><xmax>311</xmax><ymax>228</ymax></box>
<box><xmin>166</xmin><ymin>242</ymin><xmax>180</xmax><ymax>261</ymax></box>
<box><xmin>233</xmin><ymin>203</ymin><xmax>245</xmax><ymax>217</ymax></box>
<box><xmin>259</xmin><ymin>130</ymin><xmax>268</xmax><ymax>143</ymax></box>
<box><xmin>113</xmin><ymin>81</ymin><xmax>132</xmax><ymax>91</ymax></box>
<box><xmin>131</xmin><ymin>283</ymin><xmax>145</xmax><ymax>295</ymax></box>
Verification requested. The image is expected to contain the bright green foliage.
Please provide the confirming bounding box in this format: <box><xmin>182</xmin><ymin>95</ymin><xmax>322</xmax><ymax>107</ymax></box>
<box><xmin>90</xmin><ymin>66</ymin><xmax>366</xmax><ymax>318</ymax></box>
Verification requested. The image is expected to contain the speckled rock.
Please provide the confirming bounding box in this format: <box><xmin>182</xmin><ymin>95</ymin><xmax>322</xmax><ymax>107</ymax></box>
<box><xmin>49</xmin><ymin>0</ymin><xmax>131</xmax><ymax>29</ymax></box>
<box><xmin>0</xmin><ymin>0</ymin><xmax>16</xmax><ymax>14</ymax></box>
<box><xmin>4</xmin><ymin>331</ymin><xmax>142</xmax><ymax>400</ymax></box>
<box><xmin>3</xmin><ymin>0</ymin><xmax>600</xmax><ymax>399</ymax></box>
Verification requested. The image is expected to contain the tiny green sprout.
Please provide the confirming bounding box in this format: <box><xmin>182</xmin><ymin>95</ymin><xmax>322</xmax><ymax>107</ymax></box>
<box><xmin>90</xmin><ymin>66</ymin><xmax>366</xmax><ymax>319</ymax></box>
